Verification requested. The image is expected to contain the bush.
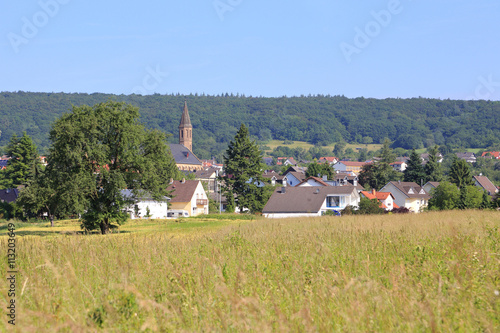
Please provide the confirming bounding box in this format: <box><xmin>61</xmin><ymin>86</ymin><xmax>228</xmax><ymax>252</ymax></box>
<box><xmin>392</xmin><ymin>207</ymin><xmax>410</xmax><ymax>214</ymax></box>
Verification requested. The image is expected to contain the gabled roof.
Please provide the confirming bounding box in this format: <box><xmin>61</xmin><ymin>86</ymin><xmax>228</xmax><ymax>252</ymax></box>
<box><xmin>296</xmin><ymin>176</ymin><xmax>330</xmax><ymax>187</ymax></box>
<box><xmin>169</xmin><ymin>144</ymin><xmax>202</xmax><ymax>166</ymax></box>
<box><xmin>0</xmin><ymin>189</ymin><xmax>19</xmax><ymax>203</ymax></box>
<box><xmin>424</xmin><ymin>181</ymin><xmax>440</xmax><ymax>189</ymax></box>
<box><xmin>360</xmin><ymin>190</ymin><xmax>393</xmax><ymax>201</ymax></box>
<box><xmin>286</xmin><ymin>171</ymin><xmax>306</xmax><ymax>182</ymax></box>
<box><xmin>474</xmin><ymin>175</ymin><xmax>498</xmax><ymax>195</ymax></box>
<box><xmin>383</xmin><ymin>181</ymin><xmax>431</xmax><ymax>199</ymax></box>
<box><xmin>263</xmin><ymin>186</ymin><xmax>358</xmax><ymax>214</ymax></box>
<box><xmin>166</xmin><ymin>180</ymin><xmax>201</xmax><ymax>202</ymax></box>
<box><xmin>192</xmin><ymin>168</ymin><xmax>218</xmax><ymax>179</ymax></box>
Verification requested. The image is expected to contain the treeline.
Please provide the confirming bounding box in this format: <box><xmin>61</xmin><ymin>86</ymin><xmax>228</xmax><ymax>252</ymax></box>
<box><xmin>1</xmin><ymin>92</ymin><xmax>500</xmax><ymax>159</ymax></box>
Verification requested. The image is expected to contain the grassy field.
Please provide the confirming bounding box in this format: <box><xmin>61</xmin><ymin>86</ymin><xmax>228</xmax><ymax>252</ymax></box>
<box><xmin>1</xmin><ymin>211</ymin><xmax>499</xmax><ymax>332</ymax></box>
<box><xmin>263</xmin><ymin>140</ymin><xmax>383</xmax><ymax>153</ymax></box>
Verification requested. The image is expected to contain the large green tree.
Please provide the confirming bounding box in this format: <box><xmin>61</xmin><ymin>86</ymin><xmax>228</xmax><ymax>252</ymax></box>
<box><xmin>220</xmin><ymin>124</ymin><xmax>272</xmax><ymax>213</ymax></box>
<box><xmin>359</xmin><ymin>139</ymin><xmax>399</xmax><ymax>190</ymax></box>
<box><xmin>33</xmin><ymin>101</ymin><xmax>179</xmax><ymax>233</ymax></box>
<box><xmin>448</xmin><ymin>158</ymin><xmax>474</xmax><ymax>189</ymax></box>
<box><xmin>403</xmin><ymin>149</ymin><xmax>426</xmax><ymax>183</ymax></box>
<box><xmin>428</xmin><ymin>181</ymin><xmax>460</xmax><ymax>210</ymax></box>
<box><xmin>0</xmin><ymin>132</ymin><xmax>42</xmax><ymax>188</ymax></box>
<box><xmin>305</xmin><ymin>161</ymin><xmax>334</xmax><ymax>179</ymax></box>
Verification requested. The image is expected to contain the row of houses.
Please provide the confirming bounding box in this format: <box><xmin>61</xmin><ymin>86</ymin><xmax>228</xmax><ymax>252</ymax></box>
<box><xmin>261</xmin><ymin>174</ymin><xmax>499</xmax><ymax>218</ymax></box>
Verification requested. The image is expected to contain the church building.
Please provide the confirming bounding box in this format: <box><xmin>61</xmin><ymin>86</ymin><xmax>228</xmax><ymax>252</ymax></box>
<box><xmin>169</xmin><ymin>101</ymin><xmax>203</xmax><ymax>171</ymax></box>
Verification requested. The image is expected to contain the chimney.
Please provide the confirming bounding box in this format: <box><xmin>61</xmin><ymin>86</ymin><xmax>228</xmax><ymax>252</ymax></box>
<box><xmin>281</xmin><ymin>187</ymin><xmax>286</xmax><ymax>194</ymax></box>
<box><xmin>169</xmin><ymin>178</ymin><xmax>174</xmax><ymax>184</ymax></box>
<box><xmin>322</xmin><ymin>175</ymin><xmax>328</xmax><ymax>181</ymax></box>
<box><xmin>181</xmin><ymin>178</ymin><xmax>185</xmax><ymax>184</ymax></box>
<box><xmin>372</xmin><ymin>188</ymin><xmax>376</xmax><ymax>195</ymax></box>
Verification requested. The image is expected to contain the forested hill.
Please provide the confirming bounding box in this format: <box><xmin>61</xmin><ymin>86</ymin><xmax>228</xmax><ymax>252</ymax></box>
<box><xmin>1</xmin><ymin>91</ymin><xmax>499</xmax><ymax>159</ymax></box>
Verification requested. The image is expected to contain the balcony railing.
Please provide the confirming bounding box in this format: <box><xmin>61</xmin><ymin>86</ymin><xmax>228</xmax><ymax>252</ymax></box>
<box><xmin>196</xmin><ymin>199</ymin><xmax>208</xmax><ymax>206</ymax></box>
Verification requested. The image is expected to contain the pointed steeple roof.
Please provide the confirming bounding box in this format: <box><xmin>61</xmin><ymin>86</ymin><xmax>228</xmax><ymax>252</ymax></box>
<box><xmin>179</xmin><ymin>100</ymin><xmax>192</xmax><ymax>128</ymax></box>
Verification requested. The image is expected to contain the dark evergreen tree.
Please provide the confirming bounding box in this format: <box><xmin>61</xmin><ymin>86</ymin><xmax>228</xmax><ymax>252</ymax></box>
<box><xmin>1</xmin><ymin>132</ymin><xmax>42</xmax><ymax>188</ymax></box>
<box><xmin>403</xmin><ymin>149</ymin><xmax>426</xmax><ymax>184</ymax></box>
<box><xmin>220</xmin><ymin>124</ymin><xmax>271</xmax><ymax>213</ymax></box>
<box><xmin>449</xmin><ymin>158</ymin><xmax>474</xmax><ymax>189</ymax></box>
<box><xmin>424</xmin><ymin>145</ymin><xmax>443</xmax><ymax>182</ymax></box>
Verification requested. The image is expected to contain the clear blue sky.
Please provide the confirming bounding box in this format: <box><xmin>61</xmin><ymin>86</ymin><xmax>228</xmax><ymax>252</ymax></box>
<box><xmin>1</xmin><ymin>0</ymin><xmax>499</xmax><ymax>100</ymax></box>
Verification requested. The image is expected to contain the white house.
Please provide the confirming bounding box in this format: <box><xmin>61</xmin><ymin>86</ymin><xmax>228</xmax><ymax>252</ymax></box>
<box><xmin>360</xmin><ymin>189</ymin><xmax>399</xmax><ymax>211</ymax></box>
<box><xmin>262</xmin><ymin>186</ymin><xmax>360</xmax><ymax>218</ymax></box>
<box><xmin>166</xmin><ymin>179</ymin><xmax>209</xmax><ymax>216</ymax></box>
<box><xmin>380</xmin><ymin>181</ymin><xmax>431</xmax><ymax>213</ymax></box>
<box><xmin>121</xmin><ymin>190</ymin><xmax>169</xmax><ymax>219</ymax></box>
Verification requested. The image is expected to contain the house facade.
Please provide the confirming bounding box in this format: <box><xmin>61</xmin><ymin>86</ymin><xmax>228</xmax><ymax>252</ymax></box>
<box><xmin>360</xmin><ymin>189</ymin><xmax>399</xmax><ymax>211</ymax></box>
<box><xmin>262</xmin><ymin>186</ymin><xmax>360</xmax><ymax>218</ymax></box>
<box><xmin>333</xmin><ymin>161</ymin><xmax>368</xmax><ymax>175</ymax></box>
<box><xmin>380</xmin><ymin>181</ymin><xmax>431</xmax><ymax>213</ymax></box>
<box><xmin>121</xmin><ymin>190</ymin><xmax>169</xmax><ymax>219</ymax></box>
<box><xmin>167</xmin><ymin>180</ymin><xmax>209</xmax><ymax>216</ymax></box>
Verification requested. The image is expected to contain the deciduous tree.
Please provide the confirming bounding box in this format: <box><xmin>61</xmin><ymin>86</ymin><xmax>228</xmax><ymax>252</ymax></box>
<box><xmin>33</xmin><ymin>101</ymin><xmax>179</xmax><ymax>233</ymax></box>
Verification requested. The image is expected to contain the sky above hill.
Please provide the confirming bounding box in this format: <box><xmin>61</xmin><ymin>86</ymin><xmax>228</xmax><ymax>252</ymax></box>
<box><xmin>1</xmin><ymin>0</ymin><xmax>499</xmax><ymax>100</ymax></box>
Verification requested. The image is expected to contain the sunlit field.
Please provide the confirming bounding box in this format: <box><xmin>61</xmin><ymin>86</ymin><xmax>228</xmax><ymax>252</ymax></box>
<box><xmin>263</xmin><ymin>140</ymin><xmax>383</xmax><ymax>153</ymax></box>
<box><xmin>1</xmin><ymin>211</ymin><xmax>499</xmax><ymax>332</ymax></box>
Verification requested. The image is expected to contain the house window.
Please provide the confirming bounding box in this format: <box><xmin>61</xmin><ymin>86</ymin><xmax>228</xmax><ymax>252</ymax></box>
<box><xmin>327</xmin><ymin>196</ymin><xmax>344</xmax><ymax>207</ymax></box>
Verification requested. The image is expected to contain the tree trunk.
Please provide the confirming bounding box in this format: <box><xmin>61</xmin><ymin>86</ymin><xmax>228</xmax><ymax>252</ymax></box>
<box><xmin>100</xmin><ymin>220</ymin><xmax>110</xmax><ymax>235</ymax></box>
<box><xmin>49</xmin><ymin>215</ymin><xmax>54</xmax><ymax>228</ymax></box>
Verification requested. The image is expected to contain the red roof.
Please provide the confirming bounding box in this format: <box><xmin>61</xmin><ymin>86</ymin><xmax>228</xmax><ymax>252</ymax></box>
<box><xmin>319</xmin><ymin>157</ymin><xmax>337</xmax><ymax>162</ymax></box>
<box><xmin>360</xmin><ymin>189</ymin><xmax>398</xmax><ymax>209</ymax></box>
<box><xmin>481</xmin><ymin>151</ymin><xmax>500</xmax><ymax>159</ymax></box>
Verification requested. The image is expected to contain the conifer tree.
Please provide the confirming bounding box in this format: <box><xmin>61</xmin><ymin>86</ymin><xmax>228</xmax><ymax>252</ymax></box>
<box><xmin>448</xmin><ymin>157</ymin><xmax>474</xmax><ymax>189</ymax></box>
<box><xmin>220</xmin><ymin>124</ymin><xmax>272</xmax><ymax>213</ymax></box>
<box><xmin>1</xmin><ymin>132</ymin><xmax>42</xmax><ymax>188</ymax></box>
<box><xmin>424</xmin><ymin>145</ymin><xmax>443</xmax><ymax>182</ymax></box>
<box><xmin>403</xmin><ymin>149</ymin><xmax>426</xmax><ymax>184</ymax></box>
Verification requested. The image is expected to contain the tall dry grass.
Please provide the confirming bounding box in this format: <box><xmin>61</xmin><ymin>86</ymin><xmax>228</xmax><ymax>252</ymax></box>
<box><xmin>1</xmin><ymin>210</ymin><xmax>499</xmax><ymax>332</ymax></box>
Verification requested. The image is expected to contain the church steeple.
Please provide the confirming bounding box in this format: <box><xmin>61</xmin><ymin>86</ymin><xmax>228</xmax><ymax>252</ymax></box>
<box><xmin>179</xmin><ymin>100</ymin><xmax>193</xmax><ymax>151</ymax></box>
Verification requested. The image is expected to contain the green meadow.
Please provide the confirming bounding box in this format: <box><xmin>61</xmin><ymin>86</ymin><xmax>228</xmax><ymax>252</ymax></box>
<box><xmin>264</xmin><ymin>140</ymin><xmax>383</xmax><ymax>153</ymax></box>
<box><xmin>1</xmin><ymin>211</ymin><xmax>499</xmax><ymax>332</ymax></box>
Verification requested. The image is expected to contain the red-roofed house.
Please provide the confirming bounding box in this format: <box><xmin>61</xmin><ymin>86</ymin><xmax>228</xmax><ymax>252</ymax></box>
<box><xmin>481</xmin><ymin>151</ymin><xmax>500</xmax><ymax>159</ymax></box>
<box><xmin>318</xmin><ymin>156</ymin><xmax>339</xmax><ymax>165</ymax></box>
<box><xmin>360</xmin><ymin>189</ymin><xmax>399</xmax><ymax>211</ymax></box>
<box><xmin>389</xmin><ymin>161</ymin><xmax>407</xmax><ymax>172</ymax></box>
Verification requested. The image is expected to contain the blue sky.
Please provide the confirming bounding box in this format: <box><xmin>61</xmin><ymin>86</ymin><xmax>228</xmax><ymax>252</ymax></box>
<box><xmin>1</xmin><ymin>0</ymin><xmax>499</xmax><ymax>100</ymax></box>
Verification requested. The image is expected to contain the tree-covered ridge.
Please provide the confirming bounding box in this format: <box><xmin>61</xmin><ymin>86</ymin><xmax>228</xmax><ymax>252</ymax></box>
<box><xmin>1</xmin><ymin>92</ymin><xmax>500</xmax><ymax>158</ymax></box>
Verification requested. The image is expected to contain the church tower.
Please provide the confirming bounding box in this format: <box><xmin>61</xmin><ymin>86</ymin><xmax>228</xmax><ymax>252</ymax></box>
<box><xmin>178</xmin><ymin>100</ymin><xmax>193</xmax><ymax>151</ymax></box>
